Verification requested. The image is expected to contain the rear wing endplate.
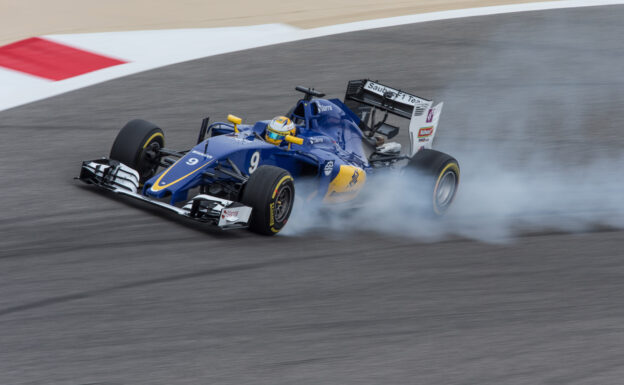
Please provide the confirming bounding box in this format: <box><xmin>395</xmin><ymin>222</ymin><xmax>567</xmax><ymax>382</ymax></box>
<box><xmin>344</xmin><ymin>79</ymin><xmax>443</xmax><ymax>157</ymax></box>
<box><xmin>408</xmin><ymin>101</ymin><xmax>443</xmax><ymax>156</ymax></box>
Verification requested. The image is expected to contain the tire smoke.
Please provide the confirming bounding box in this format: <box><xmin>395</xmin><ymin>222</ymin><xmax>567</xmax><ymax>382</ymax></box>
<box><xmin>283</xmin><ymin>154</ymin><xmax>624</xmax><ymax>242</ymax></box>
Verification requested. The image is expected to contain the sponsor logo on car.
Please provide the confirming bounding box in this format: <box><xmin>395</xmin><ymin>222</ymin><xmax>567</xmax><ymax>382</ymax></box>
<box><xmin>348</xmin><ymin>169</ymin><xmax>359</xmax><ymax>188</ymax></box>
<box><xmin>231</xmin><ymin>136</ymin><xmax>254</xmax><ymax>144</ymax></box>
<box><xmin>418</xmin><ymin>126</ymin><xmax>434</xmax><ymax>137</ymax></box>
<box><xmin>365</xmin><ymin>81</ymin><xmax>419</xmax><ymax>105</ymax></box>
<box><xmin>221</xmin><ymin>209</ymin><xmax>239</xmax><ymax>219</ymax></box>
<box><xmin>324</xmin><ymin>161</ymin><xmax>334</xmax><ymax>176</ymax></box>
<box><xmin>318</xmin><ymin>104</ymin><xmax>333</xmax><ymax>112</ymax></box>
<box><xmin>426</xmin><ymin>108</ymin><xmax>435</xmax><ymax>123</ymax></box>
<box><xmin>191</xmin><ymin>150</ymin><xmax>213</xmax><ymax>159</ymax></box>
<box><xmin>309</xmin><ymin>136</ymin><xmax>326</xmax><ymax>144</ymax></box>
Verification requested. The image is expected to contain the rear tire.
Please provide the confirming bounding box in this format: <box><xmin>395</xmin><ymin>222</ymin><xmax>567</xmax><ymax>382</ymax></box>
<box><xmin>109</xmin><ymin>119</ymin><xmax>164</xmax><ymax>183</ymax></box>
<box><xmin>408</xmin><ymin>149</ymin><xmax>460</xmax><ymax>215</ymax></box>
<box><xmin>241</xmin><ymin>166</ymin><xmax>295</xmax><ymax>235</ymax></box>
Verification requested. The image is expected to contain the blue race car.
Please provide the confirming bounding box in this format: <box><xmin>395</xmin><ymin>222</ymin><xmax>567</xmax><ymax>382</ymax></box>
<box><xmin>78</xmin><ymin>80</ymin><xmax>460</xmax><ymax>235</ymax></box>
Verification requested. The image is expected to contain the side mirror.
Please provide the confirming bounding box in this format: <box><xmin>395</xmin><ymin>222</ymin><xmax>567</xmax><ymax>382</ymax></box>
<box><xmin>285</xmin><ymin>135</ymin><xmax>304</xmax><ymax>145</ymax></box>
<box><xmin>227</xmin><ymin>114</ymin><xmax>242</xmax><ymax>133</ymax></box>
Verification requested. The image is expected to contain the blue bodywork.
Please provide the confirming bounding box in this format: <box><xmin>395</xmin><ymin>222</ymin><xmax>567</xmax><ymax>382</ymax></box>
<box><xmin>142</xmin><ymin>98</ymin><xmax>372</xmax><ymax>204</ymax></box>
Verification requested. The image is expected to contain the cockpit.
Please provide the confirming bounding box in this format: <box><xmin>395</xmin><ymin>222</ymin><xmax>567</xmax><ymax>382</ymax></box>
<box><xmin>285</xmin><ymin>90</ymin><xmax>369</xmax><ymax>163</ymax></box>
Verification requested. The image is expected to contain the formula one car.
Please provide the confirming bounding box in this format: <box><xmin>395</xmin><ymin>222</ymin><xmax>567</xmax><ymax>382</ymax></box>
<box><xmin>78</xmin><ymin>79</ymin><xmax>459</xmax><ymax>235</ymax></box>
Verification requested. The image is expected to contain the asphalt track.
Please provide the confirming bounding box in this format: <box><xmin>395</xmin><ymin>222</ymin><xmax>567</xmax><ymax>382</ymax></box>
<box><xmin>2</xmin><ymin>5</ymin><xmax>624</xmax><ymax>385</ymax></box>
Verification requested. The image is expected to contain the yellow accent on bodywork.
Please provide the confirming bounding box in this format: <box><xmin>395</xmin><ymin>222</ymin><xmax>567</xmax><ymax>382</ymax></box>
<box><xmin>150</xmin><ymin>158</ymin><xmax>213</xmax><ymax>192</ymax></box>
<box><xmin>143</xmin><ymin>132</ymin><xmax>164</xmax><ymax>149</ymax></box>
<box><xmin>323</xmin><ymin>165</ymin><xmax>366</xmax><ymax>203</ymax></box>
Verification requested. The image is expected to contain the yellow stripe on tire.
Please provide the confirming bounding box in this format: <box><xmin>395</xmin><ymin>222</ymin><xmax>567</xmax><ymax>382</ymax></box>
<box><xmin>272</xmin><ymin>175</ymin><xmax>294</xmax><ymax>199</ymax></box>
<box><xmin>143</xmin><ymin>132</ymin><xmax>164</xmax><ymax>148</ymax></box>
<box><xmin>433</xmin><ymin>162</ymin><xmax>459</xmax><ymax>215</ymax></box>
<box><xmin>270</xmin><ymin>175</ymin><xmax>294</xmax><ymax>233</ymax></box>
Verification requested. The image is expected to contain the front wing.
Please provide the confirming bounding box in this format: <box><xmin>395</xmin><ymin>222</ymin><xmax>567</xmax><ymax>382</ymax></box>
<box><xmin>77</xmin><ymin>159</ymin><xmax>252</xmax><ymax>229</ymax></box>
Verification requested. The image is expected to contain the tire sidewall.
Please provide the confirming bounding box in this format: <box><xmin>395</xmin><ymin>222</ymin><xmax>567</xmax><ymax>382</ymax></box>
<box><xmin>241</xmin><ymin>166</ymin><xmax>295</xmax><ymax>235</ymax></box>
<box><xmin>431</xmin><ymin>161</ymin><xmax>460</xmax><ymax>215</ymax></box>
<box><xmin>109</xmin><ymin>119</ymin><xmax>164</xmax><ymax>183</ymax></box>
<box><xmin>407</xmin><ymin>149</ymin><xmax>460</xmax><ymax>216</ymax></box>
<box><xmin>134</xmin><ymin>129</ymin><xmax>164</xmax><ymax>181</ymax></box>
<box><xmin>267</xmin><ymin>174</ymin><xmax>295</xmax><ymax>233</ymax></box>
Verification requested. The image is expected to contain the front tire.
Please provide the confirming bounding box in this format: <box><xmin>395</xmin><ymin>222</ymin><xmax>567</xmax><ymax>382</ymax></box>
<box><xmin>109</xmin><ymin>119</ymin><xmax>164</xmax><ymax>183</ymax></box>
<box><xmin>241</xmin><ymin>166</ymin><xmax>295</xmax><ymax>235</ymax></box>
<box><xmin>408</xmin><ymin>149</ymin><xmax>460</xmax><ymax>215</ymax></box>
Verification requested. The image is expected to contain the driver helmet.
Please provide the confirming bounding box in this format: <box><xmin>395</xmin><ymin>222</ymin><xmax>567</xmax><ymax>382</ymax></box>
<box><xmin>266</xmin><ymin>116</ymin><xmax>296</xmax><ymax>145</ymax></box>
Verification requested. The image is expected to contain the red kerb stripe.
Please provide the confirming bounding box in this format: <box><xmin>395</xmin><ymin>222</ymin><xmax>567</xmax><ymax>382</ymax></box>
<box><xmin>0</xmin><ymin>37</ymin><xmax>126</xmax><ymax>81</ymax></box>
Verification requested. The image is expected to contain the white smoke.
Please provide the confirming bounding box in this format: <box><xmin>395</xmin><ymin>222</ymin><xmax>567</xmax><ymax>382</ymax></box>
<box><xmin>283</xmin><ymin>154</ymin><xmax>624</xmax><ymax>242</ymax></box>
<box><xmin>280</xmin><ymin>14</ymin><xmax>624</xmax><ymax>242</ymax></box>
<box><xmin>281</xmin><ymin>15</ymin><xmax>624</xmax><ymax>242</ymax></box>
<box><xmin>284</xmin><ymin>25</ymin><xmax>624</xmax><ymax>242</ymax></box>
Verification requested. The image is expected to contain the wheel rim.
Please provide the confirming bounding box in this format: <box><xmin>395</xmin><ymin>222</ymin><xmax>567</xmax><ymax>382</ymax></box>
<box><xmin>435</xmin><ymin>170</ymin><xmax>457</xmax><ymax>208</ymax></box>
<box><xmin>274</xmin><ymin>184</ymin><xmax>293</xmax><ymax>223</ymax></box>
<box><xmin>139</xmin><ymin>141</ymin><xmax>161</xmax><ymax>180</ymax></box>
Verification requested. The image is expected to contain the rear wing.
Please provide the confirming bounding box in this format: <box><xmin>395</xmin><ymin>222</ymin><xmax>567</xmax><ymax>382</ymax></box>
<box><xmin>344</xmin><ymin>79</ymin><xmax>443</xmax><ymax>157</ymax></box>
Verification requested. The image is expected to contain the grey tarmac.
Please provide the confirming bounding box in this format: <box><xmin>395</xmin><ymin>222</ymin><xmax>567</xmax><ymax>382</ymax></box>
<box><xmin>1</xmin><ymin>5</ymin><xmax>624</xmax><ymax>385</ymax></box>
